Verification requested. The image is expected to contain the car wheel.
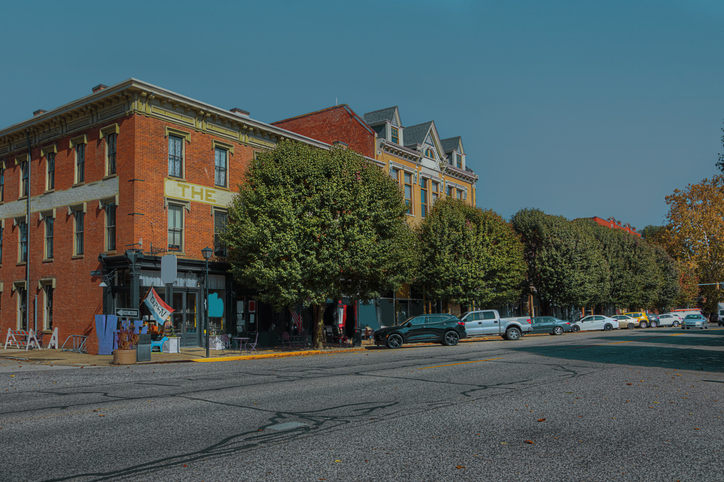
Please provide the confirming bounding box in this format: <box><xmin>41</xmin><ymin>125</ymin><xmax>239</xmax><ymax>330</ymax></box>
<box><xmin>640</xmin><ymin>321</ymin><xmax>648</xmax><ymax>329</ymax></box>
<box><xmin>673</xmin><ymin>321</ymin><xmax>679</xmax><ymax>327</ymax></box>
<box><xmin>504</xmin><ymin>327</ymin><xmax>521</xmax><ymax>341</ymax></box>
<box><xmin>553</xmin><ymin>326</ymin><xmax>563</xmax><ymax>335</ymax></box>
<box><xmin>443</xmin><ymin>331</ymin><xmax>460</xmax><ymax>346</ymax></box>
<box><xmin>386</xmin><ymin>334</ymin><xmax>403</xmax><ymax>349</ymax></box>
<box><xmin>571</xmin><ymin>325</ymin><xmax>580</xmax><ymax>333</ymax></box>
<box><xmin>650</xmin><ymin>321</ymin><xmax>658</xmax><ymax>328</ymax></box>
<box><xmin>604</xmin><ymin>324</ymin><xmax>612</xmax><ymax>331</ymax></box>
<box><xmin>627</xmin><ymin>323</ymin><xmax>635</xmax><ymax>330</ymax></box>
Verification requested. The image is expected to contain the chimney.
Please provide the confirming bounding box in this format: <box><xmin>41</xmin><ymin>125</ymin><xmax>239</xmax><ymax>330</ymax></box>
<box><xmin>33</xmin><ymin>109</ymin><xmax>47</xmax><ymax>117</ymax></box>
<box><xmin>92</xmin><ymin>84</ymin><xmax>108</xmax><ymax>94</ymax></box>
<box><xmin>230</xmin><ymin>108</ymin><xmax>250</xmax><ymax>118</ymax></box>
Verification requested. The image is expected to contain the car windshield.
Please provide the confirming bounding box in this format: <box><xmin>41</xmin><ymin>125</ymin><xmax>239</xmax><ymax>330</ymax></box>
<box><xmin>684</xmin><ymin>315</ymin><xmax>700</xmax><ymax>319</ymax></box>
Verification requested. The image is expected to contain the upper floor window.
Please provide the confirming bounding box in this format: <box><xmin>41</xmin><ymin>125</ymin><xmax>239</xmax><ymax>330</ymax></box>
<box><xmin>447</xmin><ymin>185</ymin><xmax>453</xmax><ymax>197</ymax></box>
<box><xmin>0</xmin><ymin>224</ymin><xmax>3</xmax><ymax>264</ymax></box>
<box><xmin>425</xmin><ymin>148</ymin><xmax>434</xmax><ymax>158</ymax></box>
<box><xmin>46</xmin><ymin>152</ymin><xmax>55</xmax><ymax>191</ymax></box>
<box><xmin>214</xmin><ymin>147</ymin><xmax>228</xmax><ymax>188</ymax></box>
<box><xmin>44</xmin><ymin>216</ymin><xmax>54</xmax><ymax>259</ymax></box>
<box><xmin>432</xmin><ymin>181</ymin><xmax>439</xmax><ymax>205</ymax></box>
<box><xmin>106</xmin><ymin>133</ymin><xmax>117</xmax><ymax>175</ymax></box>
<box><xmin>20</xmin><ymin>160</ymin><xmax>29</xmax><ymax>197</ymax></box>
<box><xmin>390</xmin><ymin>126</ymin><xmax>399</xmax><ymax>144</ymax></box>
<box><xmin>105</xmin><ymin>203</ymin><xmax>116</xmax><ymax>252</ymax></box>
<box><xmin>75</xmin><ymin>143</ymin><xmax>85</xmax><ymax>184</ymax></box>
<box><xmin>391</xmin><ymin>168</ymin><xmax>399</xmax><ymax>182</ymax></box>
<box><xmin>403</xmin><ymin>172</ymin><xmax>413</xmax><ymax>215</ymax></box>
<box><xmin>168</xmin><ymin>135</ymin><xmax>184</xmax><ymax>178</ymax></box>
<box><xmin>168</xmin><ymin>204</ymin><xmax>184</xmax><ymax>251</ymax></box>
<box><xmin>0</xmin><ymin>164</ymin><xmax>4</xmax><ymax>202</ymax></box>
<box><xmin>214</xmin><ymin>210</ymin><xmax>228</xmax><ymax>256</ymax></box>
<box><xmin>457</xmin><ymin>189</ymin><xmax>464</xmax><ymax>200</ymax></box>
<box><xmin>73</xmin><ymin>209</ymin><xmax>84</xmax><ymax>256</ymax></box>
<box><xmin>18</xmin><ymin>220</ymin><xmax>28</xmax><ymax>263</ymax></box>
<box><xmin>420</xmin><ymin>178</ymin><xmax>428</xmax><ymax>218</ymax></box>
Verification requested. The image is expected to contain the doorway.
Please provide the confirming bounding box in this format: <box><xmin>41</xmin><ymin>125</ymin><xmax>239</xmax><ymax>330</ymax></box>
<box><xmin>172</xmin><ymin>289</ymin><xmax>199</xmax><ymax>347</ymax></box>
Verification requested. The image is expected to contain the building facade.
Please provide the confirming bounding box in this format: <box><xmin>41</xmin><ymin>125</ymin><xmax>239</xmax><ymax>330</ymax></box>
<box><xmin>0</xmin><ymin>79</ymin><xmax>327</xmax><ymax>353</ymax></box>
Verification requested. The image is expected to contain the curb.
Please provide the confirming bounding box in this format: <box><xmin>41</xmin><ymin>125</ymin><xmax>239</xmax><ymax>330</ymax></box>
<box><xmin>191</xmin><ymin>347</ymin><xmax>367</xmax><ymax>363</ymax></box>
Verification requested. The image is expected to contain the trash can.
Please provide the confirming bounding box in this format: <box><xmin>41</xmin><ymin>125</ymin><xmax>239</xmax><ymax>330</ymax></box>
<box><xmin>352</xmin><ymin>328</ymin><xmax>362</xmax><ymax>347</ymax></box>
<box><xmin>136</xmin><ymin>334</ymin><xmax>152</xmax><ymax>362</ymax></box>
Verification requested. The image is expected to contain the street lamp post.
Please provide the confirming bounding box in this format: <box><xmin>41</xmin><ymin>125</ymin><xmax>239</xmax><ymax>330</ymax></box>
<box><xmin>202</xmin><ymin>247</ymin><xmax>213</xmax><ymax>358</ymax></box>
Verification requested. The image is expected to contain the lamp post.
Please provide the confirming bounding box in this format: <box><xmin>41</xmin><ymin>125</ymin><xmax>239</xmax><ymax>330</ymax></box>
<box><xmin>202</xmin><ymin>247</ymin><xmax>213</xmax><ymax>358</ymax></box>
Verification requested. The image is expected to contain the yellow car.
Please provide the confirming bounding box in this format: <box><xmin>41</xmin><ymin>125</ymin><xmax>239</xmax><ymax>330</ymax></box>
<box><xmin>624</xmin><ymin>312</ymin><xmax>653</xmax><ymax>328</ymax></box>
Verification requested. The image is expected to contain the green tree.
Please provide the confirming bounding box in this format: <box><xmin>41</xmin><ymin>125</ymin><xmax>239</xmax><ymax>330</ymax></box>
<box><xmin>513</xmin><ymin>209</ymin><xmax>610</xmax><ymax>314</ymax></box>
<box><xmin>223</xmin><ymin>141</ymin><xmax>416</xmax><ymax>348</ymax></box>
<box><xmin>416</xmin><ymin>198</ymin><xmax>526</xmax><ymax>308</ymax></box>
<box><xmin>651</xmin><ymin>244</ymin><xmax>680</xmax><ymax>311</ymax></box>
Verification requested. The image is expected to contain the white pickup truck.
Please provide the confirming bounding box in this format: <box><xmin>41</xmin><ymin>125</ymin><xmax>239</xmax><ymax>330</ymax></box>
<box><xmin>459</xmin><ymin>310</ymin><xmax>532</xmax><ymax>340</ymax></box>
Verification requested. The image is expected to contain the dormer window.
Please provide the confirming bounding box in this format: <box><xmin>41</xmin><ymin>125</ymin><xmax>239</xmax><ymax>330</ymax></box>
<box><xmin>390</xmin><ymin>126</ymin><xmax>399</xmax><ymax>144</ymax></box>
<box><xmin>456</xmin><ymin>152</ymin><xmax>462</xmax><ymax>169</ymax></box>
<box><xmin>425</xmin><ymin>148</ymin><xmax>434</xmax><ymax>158</ymax></box>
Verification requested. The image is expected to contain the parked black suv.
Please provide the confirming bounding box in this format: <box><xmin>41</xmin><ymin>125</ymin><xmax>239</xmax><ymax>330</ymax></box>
<box><xmin>374</xmin><ymin>314</ymin><xmax>467</xmax><ymax>349</ymax></box>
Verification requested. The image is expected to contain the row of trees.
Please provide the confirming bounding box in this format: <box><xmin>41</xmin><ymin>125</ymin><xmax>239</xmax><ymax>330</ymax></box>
<box><xmin>223</xmin><ymin>141</ymin><xmax>696</xmax><ymax>348</ymax></box>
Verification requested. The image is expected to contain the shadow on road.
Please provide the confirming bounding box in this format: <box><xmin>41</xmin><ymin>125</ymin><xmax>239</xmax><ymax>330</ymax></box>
<box><xmin>509</xmin><ymin>330</ymin><xmax>724</xmax><ymax>372</ymax></box>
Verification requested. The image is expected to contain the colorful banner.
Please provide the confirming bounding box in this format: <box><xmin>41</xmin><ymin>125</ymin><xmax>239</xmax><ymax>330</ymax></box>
<box><xmin>143</xmin><ymin>287</ymin><xmax>175</xmax><ymax>325</ymax></box>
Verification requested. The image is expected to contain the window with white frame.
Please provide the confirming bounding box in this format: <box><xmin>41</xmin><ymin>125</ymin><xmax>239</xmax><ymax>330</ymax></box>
<box><xmin>73</xmin><ymin>209</ymin><xmax>84</xmax><ymax>256</ymax></box>
<box><xmin>214</xmin><ymin>209</ymin><xmax>228</xmax><ymax>256</ymax></box>
<box><xmin>420</xmin><ymin>178</ymin><xmax>428</xmax><ymax>218</ymax></box>
<box><xmin>168</xmin><ymin>135</ymin><xmax>184</xmax><ymax>178</ymax></box>
<box><xmin>43</xmin><ymin>284</ymin><xmax>53</xmax><ymax>331</ymax></box>
<box><xmin>75</xmin><ymin>143</ymin><xmax>85</xmax><ymax>184</ymax></box>
<box><xmin>44</xmin><ymin>216</ymin><xmax>54</xmax><ymax>259</ymax></box>
<box><xmin>105</xmin><ymin>203</ymin><xmax>116</xmax><ymax>252</ymax></box>
<box><xmin>167</xmin><ymin>204</ymin><xmax>184</xmax><ymax>251</ymax></box>
<box><xmin>403</xmin><ymin>172</ymin><xmax>413</xmax><ymax>215</ymax></box>
<box><xmin>106</xmin><ymin>133</ymin><xmax>117</xmax><ymax>175</ymax></box>
<box><xmin>46</xmin><ymin>152</ymin><xmax>55</xmax><ymax>191</ymax></box>
<box><xmin>20</xmin><ymin>160</ymin><xmax>29</xmax><ymax>197</ymax></box>
<box><xmin>432</xmin><ymin>181</ymin><xmax>439</xmax><ymax>205</ymax></box>
<box><xmin>390</xmin><ymin>126</ymin><xmax>399</xmax><ymax>144</ymax></box>
<box><xmin>214</xmin><ymin>147</ymin><xmax>228</xmax><ymax>188</ymax></box>
<box><xmin>1</xmin><ymin>163</ymin><xmax>5</xmax><ymax>202</ymax></box>
<box><xmin>17</xmin><ymin>285</ymin><xmax>27</xmax><ymax>330</ymax></box>
<box><xmin>18</xmin><ymin>219</ymin><xmax>27</xmax><ymax>263</ymax></box>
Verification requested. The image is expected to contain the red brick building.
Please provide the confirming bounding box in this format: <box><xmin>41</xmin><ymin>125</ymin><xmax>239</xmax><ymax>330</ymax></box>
<box><xmin>0</xmin><ymin>79</ymin><xmax>326</xmax><ymax>353</ymax></box>
<box><xmin>590</xmin><ymin>216</ymin><xmax>641</xmax><ymax>237</ymax></box>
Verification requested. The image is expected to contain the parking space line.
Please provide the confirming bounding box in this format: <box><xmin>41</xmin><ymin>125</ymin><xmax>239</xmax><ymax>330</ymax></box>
<box><xmin>419</xmin><ymin>357</ymin><xmax>502</xmax><ymax>370</ymax></box>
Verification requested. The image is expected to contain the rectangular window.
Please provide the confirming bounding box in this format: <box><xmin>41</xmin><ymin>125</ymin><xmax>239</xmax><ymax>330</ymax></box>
<box><xmin>391</xmin><ymin>168</ymin><xmax>399</xmax><ymax>182</ymax></box>
<box><xmin>432</xmin><ymin>181</ymin><xmax>439</xmax><ymax>205</ymax></box>
<box><xmin>457</xmin><ymin>189</ymin><xmax>464</xmax><ymax>200</ymax></box>
<box><xmin>168</xmin><ymin>204</ymin><xmax>183</xmax><ymax>251</ymax></box>
<box><xmin>404</xmin><ymin>172</ymin><xmax>413</xmax><ymax>215</ymax></box>
<box><xmin>43</xmin><ymin>286</ymin><xmax>53</xmax><ymax>331</ymax></box>
<box><xmin>45</xmin><ymin>217</ymin><xmax>54</xmax><ymax>259</ymax></box>
<box><xmin>456</xmin><ymin>153</ymin><xmax>462</xmax><ymax>169</ymax></box>
<box><xmin>214</xmin><ymin>210</ymin><xmax>228</xmax><ymax>256</ymax></box>
<box><xmin>168</xmin><ymin>135</ymin><xmax>183</xmax><ymax>178</ymax></box>
<box><xmin>447</xmin><ymin>186</ymin><xmax>453</xmax><ymax>197</ymax></box>
<box><xmin>420</xmin><ymin>179</ymin><xmax>428</xmax><ymax>218</ymax></box>
<box><xmin>106</xmin><ymin>203</ymin><xmax>116</xmax><ymax>251</ymax></box>
<box><xmin>75</xmin><ymin>143</ymin><xmax>85</xmax><ymax>184</ymax></box>
<box><xmin>1</xmin><ymin>165</ymin><xmax>4</xmax><ymax>201</ymax></box>
<box><xmin>106</xmin><ymin>133</ymin><xmax>117</xmax><ymax>175</ymax></box>
<box><xmin>390</xmin><ymin>126</ymin><xmax>399</xmax><ymax>144</ymax></box>
<box><xmin>46</xmin><ymin>153</ymin><xmax>55</xmax><ymax>191</ymax></box>
<box><xmin>19</xmin><ymin>220</ymin><xmax>27</xmax><ymax>262</ymax></box>
<box><xmin>74</xmin><ymin>210</ymin><xmax>84</xmax><ymax>256</ymax></box>
<box><xmin>214</xmin><ymin>147</ymin><xmax>228</xmax><ymax>188</ymax></box>
<box><xmin>21</xmin><ymin>161</ymin><xmax>28</xmax><ymax>197</ymax></box>
<box><xmin>17</xmin><ymin>286</ymin><xmax>27</xmax><ymax>330</ymax></box>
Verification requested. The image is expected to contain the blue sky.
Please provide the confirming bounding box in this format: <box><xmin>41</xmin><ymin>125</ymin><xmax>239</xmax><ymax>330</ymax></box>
<box><xmin>2</xmin><ymin>0</ymin><xmax>723</xmax><ymax>231</ymax></box>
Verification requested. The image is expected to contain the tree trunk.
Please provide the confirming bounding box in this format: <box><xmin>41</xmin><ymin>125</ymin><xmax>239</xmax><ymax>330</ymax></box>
<box><xmin>311</xmin><ymin>304</ymin><xmax>325</xmax><ymax>349</ymax></box>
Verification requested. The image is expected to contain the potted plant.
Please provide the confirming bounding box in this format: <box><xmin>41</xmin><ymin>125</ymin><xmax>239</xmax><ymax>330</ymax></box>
<box><xmin>162</xmin><ymin>320</ymin><xmax>180</xmax><ymax>353</ymax></box>
<box><xmin>113</xmin><ymin>325</ymin><xmax>139</xmax><ymax>365</ymax></box>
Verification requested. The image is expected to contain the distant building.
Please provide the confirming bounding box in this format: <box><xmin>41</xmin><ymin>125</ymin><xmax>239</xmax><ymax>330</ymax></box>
<box><xmin>590</xmin><ymin>216</ymin><xmax>641</xmax><ymax>237</ymax></box>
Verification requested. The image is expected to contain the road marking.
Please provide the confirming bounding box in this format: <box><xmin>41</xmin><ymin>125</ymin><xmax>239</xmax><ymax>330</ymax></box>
<box><xmin>419</xmin><ymin>357</ymin><xmax>502</xmax><ymax>370</ymax></box>
<box><xmin>607</xmin><ymin>341</ymin><xmax>633</xmax><ymax>345</ymax></box>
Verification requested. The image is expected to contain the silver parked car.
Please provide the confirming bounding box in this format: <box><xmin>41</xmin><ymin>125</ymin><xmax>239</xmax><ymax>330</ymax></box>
<box><xmin>570</xmin><ymin>315</ymin><xmax>619</xmax><ymax>332</ymax></box>
<box><xmin>657</xmin><ymin>313</ymin><xmax>682</xmax><ymax>327</ymax></box>
<box><xmin>683</xmin><ymin>314</ymin><xmax>708</xmax><ymax>330</ymax></box>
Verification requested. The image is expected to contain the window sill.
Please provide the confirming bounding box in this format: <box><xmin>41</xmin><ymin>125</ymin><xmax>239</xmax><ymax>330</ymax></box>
<box><xmin>44</xmin><ymin>189</ymin><xmax>55</xmax><ymax>194</ymax></box>
<box><xmin>103</xmin><ymin>250</ymin><xmax>118</xmax><ymax>255</ymax></box>
<box><xmin>103</xmin><ymin>174</ymin><xmax>117</xmax><ymax>181</ymax></box>
<box><xmin>18</xmin><ymin>195</ymin><xmax>27</xmax><ymax>201</ymax></box>
<box><xmin>16</xmin><ymin>262</ymin><xmax>27</xmax><ymax>266</ymax></box>
<box><xmin>42</xmin><ymin>258</ymin><xmax>54</xmax><ymax>263</ymax></box>
<box><xmin>71</xmin><ymin>255</ymin><xmax>84</xmax><ymax>260</ymax></box>
<box><xmin>168</xmin><ymin>175</ymin><xmax>185</xmax><ymax>181</ymax></box>
<box><xmin>214</xmin><ymin>184</ymin><xmax>230</xmax><ymax>191</ymax></box>
<box><xmin>73</xmin><ymin>182</ymin><xmax>85</xmax><ymax>188</ymax></box>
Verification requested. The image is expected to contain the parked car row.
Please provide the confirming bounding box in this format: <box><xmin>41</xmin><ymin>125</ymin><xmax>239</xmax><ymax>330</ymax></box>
<box><xmin>374</xmin><ymin>309</ymin><xmax>712</xmax><ymax>349</ymax></box>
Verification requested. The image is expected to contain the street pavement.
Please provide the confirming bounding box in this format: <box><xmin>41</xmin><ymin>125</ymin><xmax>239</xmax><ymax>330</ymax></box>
<box><xmin>0</xmin><ymin>326</ymin><xmax>722</xmax><ymax>481</ymax></box>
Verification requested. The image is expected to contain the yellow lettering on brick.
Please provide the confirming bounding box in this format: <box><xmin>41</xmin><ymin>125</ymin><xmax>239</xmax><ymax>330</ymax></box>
<box><xmin>191</xmin><ymin>186</ymin><xmax>204</xmax><ymax>200</ymax></box>
<box><xmin>205</xmin><ymin>189</ymin><xmax>216</xmax><ymax>203</ymax></box>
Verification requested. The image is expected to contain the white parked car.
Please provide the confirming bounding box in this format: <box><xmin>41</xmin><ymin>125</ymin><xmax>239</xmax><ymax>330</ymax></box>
<box><xmin>571</xmin><ymin>315</ymin><xmax>619</xmax><ymax>332</ymax></box>
<box><xmin>658</xmin><ymin>313</ymin><xmax>682</xmax><ymax>327</ymax></box>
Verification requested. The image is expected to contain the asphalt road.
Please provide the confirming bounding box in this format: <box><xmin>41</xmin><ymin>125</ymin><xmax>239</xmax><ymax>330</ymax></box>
<box><xmin>1</xmin><ymin>326</ymin><xmax>723</xmax><ymax>481</ymax></box>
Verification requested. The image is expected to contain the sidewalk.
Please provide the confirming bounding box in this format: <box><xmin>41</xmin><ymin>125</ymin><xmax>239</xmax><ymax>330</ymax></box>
<box><xmin>0</xmin><ymin>341</ymin><xmax>374</xmax><ymax>367</ymax></box>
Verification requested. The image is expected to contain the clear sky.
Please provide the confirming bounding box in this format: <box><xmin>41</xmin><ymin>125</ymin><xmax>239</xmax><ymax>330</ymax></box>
<box><xmin>1</xmin><ymin>0</ymin><xmax>722</xmax><ymax>231</ymax></box>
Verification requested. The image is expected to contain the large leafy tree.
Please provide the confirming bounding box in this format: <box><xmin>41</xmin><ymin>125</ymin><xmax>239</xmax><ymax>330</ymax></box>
<box><xmin>664</xmin><ymin>175</ymin><xmax>724</xmax><ymax>312</ymax></box>
<box><xmin>513</xmin><ymin>209</ymin><xmax>610</xmax><ymax>313</ymax></box>
<box><xmin>416</xmin><ymin>198</ymin><xmax>526</xmax><ymax>308</ymax></box>
<box><xmin>223</xmin><ymin>141</ymin><xmax>416</xmax><ymax>348</ymax></box>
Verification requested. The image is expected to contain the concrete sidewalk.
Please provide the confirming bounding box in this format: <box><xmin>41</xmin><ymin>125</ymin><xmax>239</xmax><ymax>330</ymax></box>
<box><xmin>0</xmin><ymin>342</ymin><xmax>373</xmax><ymax>367</ymax></box>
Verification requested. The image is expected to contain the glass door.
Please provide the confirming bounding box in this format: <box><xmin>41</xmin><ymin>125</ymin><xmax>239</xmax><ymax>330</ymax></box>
<box><xmin>171</xmin><ymin>290</ymin><xmax>199</xmax><ymax>347</ymax></box>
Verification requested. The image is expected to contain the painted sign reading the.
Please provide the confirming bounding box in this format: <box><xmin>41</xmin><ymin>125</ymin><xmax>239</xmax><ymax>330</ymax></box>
<box><xmin>164</xmin><ymin>179</ymin><xmax>236</xmax><ymax>207</ymax></box>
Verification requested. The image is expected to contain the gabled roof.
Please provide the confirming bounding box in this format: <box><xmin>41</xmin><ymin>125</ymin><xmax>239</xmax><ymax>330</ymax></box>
<box><xmin>363</xmin><ymin>106</ymin><xmax>398</xmax><ymax>126</ymax></box>
<box><xmin>441</xmin><ymin>136</ymin><xmax>463</xmax><ymax>154</ymax></box>
<box><xmin>403</xmin><ymin>121</ymin><xmax>434</xmax><ymax>147</ymax></box>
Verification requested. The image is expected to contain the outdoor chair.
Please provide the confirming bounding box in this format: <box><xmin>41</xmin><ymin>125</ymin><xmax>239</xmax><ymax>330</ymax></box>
<box><xmin>245</xmin><ymin>332</ymin><xmax>259</xmax><ymax>353</ymax></box>
<box><xmin>219</xmin><ymin>334</ymin><xmax>231</xmax><ymax>350</ymax></box>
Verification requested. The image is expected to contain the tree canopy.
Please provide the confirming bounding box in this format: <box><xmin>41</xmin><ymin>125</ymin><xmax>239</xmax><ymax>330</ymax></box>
<box><xmin>223</xmin><ymin>141</ymin><xmax>416</xmax><ymax>347</ymax></box>
<box><xmin>416</xmin><ymin>197</ymin><xmax>526</xmax><ymax>308</ymax></box>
